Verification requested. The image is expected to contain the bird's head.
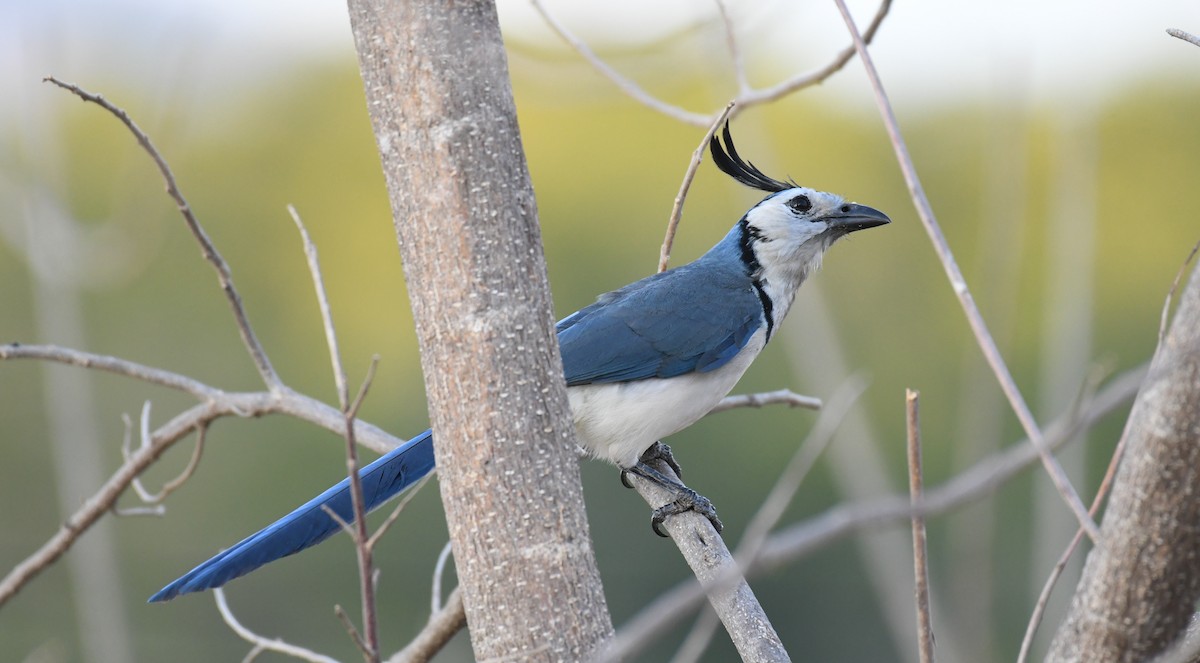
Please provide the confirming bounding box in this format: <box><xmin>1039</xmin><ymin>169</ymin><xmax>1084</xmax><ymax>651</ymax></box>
<box><xmin>710</xmin><ymin>123</ymin><xmax>890</xmax><ymax>291</ymax></box>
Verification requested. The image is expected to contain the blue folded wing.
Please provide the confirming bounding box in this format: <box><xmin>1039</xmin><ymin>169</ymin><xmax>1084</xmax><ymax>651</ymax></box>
<box><xmin>149</xmin><ymin>429</ymin><xmax>435</xmax><ymax>602</ymax></box>
<box><xmin>557</xmin><ymin>262</ymin><xmax>763</xmax><ymax>386</ymax></box>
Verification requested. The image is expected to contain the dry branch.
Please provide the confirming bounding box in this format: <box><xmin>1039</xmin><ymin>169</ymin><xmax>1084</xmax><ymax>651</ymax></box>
<box><xmin>906</xmin><ymin>390</ymin><xmax>934</xmax><ymax>663</ymax></box>
<box><xmin>42</xmin><ymin>76</ymin><xmax>281</xmax><ymax>389</ymax></box>
<box><xmin>1046</xmin><ymin>261</ymin><xmax>1200</xmax><ymax>661</ymax></box>
<box><xmin>830</xmin><ymin>0</ymin><xmax>1100</xmax><ymax>542</ymax></box>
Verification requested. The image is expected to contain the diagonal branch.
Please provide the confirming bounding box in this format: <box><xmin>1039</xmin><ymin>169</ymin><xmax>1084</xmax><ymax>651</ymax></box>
<box><xmin>830</xmin><ymin>0</ymin><xmax>1100</xmax><ymax>543</ymax></box>
<box><xmin>42</xmin><ymin>76</ymin><xmax>281</xmax><ymax>389</ymax></box>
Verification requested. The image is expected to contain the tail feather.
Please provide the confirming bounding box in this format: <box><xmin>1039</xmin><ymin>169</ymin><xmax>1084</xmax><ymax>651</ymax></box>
<box><xmin>148</xmin><ymin>429</ymin><xmax>435</xmax><ymax>602</ymax></box>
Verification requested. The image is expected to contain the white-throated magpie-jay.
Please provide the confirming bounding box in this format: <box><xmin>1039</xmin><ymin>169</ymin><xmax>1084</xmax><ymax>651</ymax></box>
<box><xmin>149</xmin><ymin>124</ymin><xmax>889</xmax><ymax>602</ymax></box>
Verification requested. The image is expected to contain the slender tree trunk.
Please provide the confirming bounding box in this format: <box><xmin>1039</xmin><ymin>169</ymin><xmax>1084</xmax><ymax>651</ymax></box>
<box><xmin>345</xmin><ymin>1</ymin><xmax>614</xmax><ymax>659</ymax></box>
<box><xmin>1047</xmin><ymin>260</ymin><xmax>1200</xmax><ymax>662</ymax></box>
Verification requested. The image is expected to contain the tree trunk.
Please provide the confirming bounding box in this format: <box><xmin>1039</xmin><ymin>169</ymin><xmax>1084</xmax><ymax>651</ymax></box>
<box><xmin>1047</xmin><ymin>260</ymin><xmax>1200</xmax><ymax>662</ymax></box>
<box><xmin>345</xmin><ymin>1</ymin><xmax>614</xmax><ymax>659</ymax></box>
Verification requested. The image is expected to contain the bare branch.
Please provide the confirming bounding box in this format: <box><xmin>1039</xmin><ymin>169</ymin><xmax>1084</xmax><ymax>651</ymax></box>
<box><xmin>0</xmin><ymin>344</ymin><xmax>408</xmax><ymax>607</ymax></box>
<box><xmin>906</xmin><ymin>390</ymin><xmax>935</xmax><ymax>663</ymax></box>
<box><xmin>431</xmin><ymin>540</ymin><xmax>453</xmax><ymax>614</ymax></box>
<box><xmin>124</xmin><ymin>404</ymin><xmax>207</xmax><ymax>505</ymax></box>
<box><xmin>610</xmin><ymin>467</ymin><xmax>789</xmax><ymax>663</ymax></box>
<box><xmin>709</xmin><ymin>388</ymin><xmax>822</xmax><ymax>414</ymax></box>
<box><xmin>42</xmin><ymin>77</ymin><xmax>281</xmax><ymax>388</ymax></box>
<box><xmin>714</xmin><ymin>0</ymin><xmax>749</xmax><ymax>96</ymax></box>
<box><xmin>290</xmin><ymin>204</ymin><xmax>350</xmax><ymax>408</ymax></box>
<box><xmin>658</xmin><ymin>102</ymin><xmax>736</xmax><ymax>273</ymax></box>
<box><xmin>290</xmin><ymin>203</ymin><xmax>380</xmax><ymax>661</ymax></box>
<box><xmin>335</xmin><ymin>604</ymin><xmax>373</xmax><ymax>662</ymax></box>
<box><xmin>830</xmin><ymin>0</ymin><xmax>1100</xmax><ymax>543</ymax></box>
<box><xmin>736</xmin><ymin>0</ymin><xmax>892</xmax><ymax>108</ymax></box>
<box><xmin>1157</xmin><ymin>239</ymin><xmax>1199</xmax><ymax>346</ymax></box>
<box><xmin>386</xmin><ymin>588</ymin><xmax>466</xmax><ymax>663</ymax></box>
<box><xmin>215</xmin><ymin>589</ymin><xmax>340</xmax><ymax>663</ymax></box>
<box><xmin>366</xmin><ymin>474</ymin><xmax>433</xmax><ymax>551</ymax></box>
<box><xmin>530</xmin><ymin>0</ymin><xmax>891</xmax><ymax>127</ymax></box>
<box><xmin>1167</xmin><ymin>28</ymin><xmax>1200</xmax><ymax>48</ymax></box>
<box><xmin>527</xmin><ymin>0</ymin><xmax>710</xmax><ymax>125</ymax></box>
<box><xmin>603</xmin><ymin>364</ymin><xmax>1145</xmax><ymax>661</ymax></box>
<box><xmin>1</xmin><ymin>343</ymin><xmax>220</xmax><ymax>398</ymax></box>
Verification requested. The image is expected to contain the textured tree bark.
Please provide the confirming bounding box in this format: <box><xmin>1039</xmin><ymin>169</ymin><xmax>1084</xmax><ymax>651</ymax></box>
<box><xmin>345</xmin><ymin>1</ymin><xmax>614</xmax><ymax>660</ymax></box>
<box><xmin>1047</xmin><ymin>261</ymin><xmax>1200</xmax><ymax>662</ymax></box>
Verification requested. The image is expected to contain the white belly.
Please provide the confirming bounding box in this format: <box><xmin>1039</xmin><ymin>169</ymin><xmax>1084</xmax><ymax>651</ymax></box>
<box><xmin>566</xmin><ymin>328</ymin><xmax>766</xmax><ymax>468</ymax></box>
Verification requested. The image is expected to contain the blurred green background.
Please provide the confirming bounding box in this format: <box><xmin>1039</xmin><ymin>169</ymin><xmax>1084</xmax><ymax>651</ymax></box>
<box><xmin>2</xmin><ymin>1</ymin><xmax>1199</xmax><ymax>662</ymax></box>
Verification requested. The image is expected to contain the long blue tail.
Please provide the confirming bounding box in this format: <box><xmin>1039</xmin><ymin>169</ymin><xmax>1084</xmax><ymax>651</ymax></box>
<box><xmin>148</xmin><ymin>429</ymin><xmax>436</xmax><ymax>602</ymax></box>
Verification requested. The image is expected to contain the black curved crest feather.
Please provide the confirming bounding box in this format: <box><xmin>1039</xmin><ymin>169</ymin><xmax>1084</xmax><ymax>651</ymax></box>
<box><xmin>709</xmin><ymin>123</ymin><xmax>795</xmax><ymax>193</ymax></box>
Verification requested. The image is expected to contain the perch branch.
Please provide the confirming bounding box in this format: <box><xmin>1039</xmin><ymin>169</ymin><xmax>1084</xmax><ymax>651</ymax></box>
<box><xmin>603</xmin><ymin>363</ymin><xmax>1144</xmax><ymax>661</ymax></box>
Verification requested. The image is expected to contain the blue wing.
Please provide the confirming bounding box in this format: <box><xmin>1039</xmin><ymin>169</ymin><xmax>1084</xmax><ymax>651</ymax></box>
<box><xmin>557</xmin><ymin>259</ymin><xmax>763</xmax><ymax>385</ymax></box>
<box><xmin>148</xmin><ymin>429</ymin><xmax>435</xmax><ymax>602</ymax></box>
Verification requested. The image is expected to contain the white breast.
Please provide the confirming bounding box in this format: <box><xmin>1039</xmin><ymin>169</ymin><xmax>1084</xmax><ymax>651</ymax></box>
<box><xmin>566</xmin><ymin>327</ymin><xmax>768</xmax><ymax>468</ymax></box>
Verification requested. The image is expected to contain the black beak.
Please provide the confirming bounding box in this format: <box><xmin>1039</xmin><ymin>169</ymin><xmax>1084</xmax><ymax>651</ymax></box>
<box><xmin>824</xmin><ymin>203</ymin><xmax>891</xmax><ymax>234</ymax></box>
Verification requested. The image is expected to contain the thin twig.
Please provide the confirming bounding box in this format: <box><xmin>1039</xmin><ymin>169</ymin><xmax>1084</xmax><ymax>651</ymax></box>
<box><xmin>336</xmin><ymin>604</ymin><xmax>373</xmax><ymax>661</ymax></box>
<box><xmin>1157</xmin><ymin>239</ymin><xmax>1200</xmax><ymax>346</ymax></box>
<box><xmin>528</xmin><ymin>0</ymin><xmax>709</xmax><ymax>125</ymax></box>
<box><xmin>386</xmin><ymin>588</ymin><xmax>467</xmax><ymax>663</ymax></box>
<box><xmin>1167</xmin><ymin>28</ymin><xmax>1200</xmax><ymax>48</ymax></box>
<box><xmin>714</xmin><ymin>0</ymin><xmax>749</xmax><ymax>97</ymax></box>
<box><xmin>42</xmin><ymin>77</ymin><xmax>281</xmax><ymax>388</ymax></box>
<box><xmin>906</xmin><ymin>390</ymin><xmax>935</xmax><ymax>663</ymax></box>
<box><xmin>530</xmin><ymin>0</ymin><xmax>891</xmax><ymax>127</ymax></box>
<box><xmin>735</xmin><ymin>0</ymin><xmax>892</xmax><ymax>109</ymax></box>
<box><xmin>290</xmin><ymin>204</ymin><xmax>350</xmax><ymax>407</ymax></box>
<box><xmin>124</xmin><ymin>403</ymin><xmax>207</xmax><ymax>504</ymax></box>
<box><xmin>658</xmin><ymin>102</ymin><xmax>736</xmax><ymax>273</ymax></box>
<box><xmin>366</xmin><ymin>473</ymin><xmax>433</xmax><ymax>550</ymax></box>
<box><xmin>1</xmin><ymin>343</ymin><xmax>220</xmax><ymax>398</ymax></box>
<box><xmin>602</xmin><ymin>364</ymin><xmax>1145</xmax><ymax>661</ymax></box>
<box><xmin>1</xmin><ymin>344</ymin><xmax>400</xmax><ymax>453</ymax></box>
<box><xmin>709</xmin><ymin>388</ymin><xmax>822</xmax><ymax>414</ymax></box>
<box><xmin>0</xmin><ymin>345</ymin><xmax>407</xmax><ymax>607</ymax></box>
<box><xmin>830</xmin><ymin>0</ymin><xmax>1100</xmax><ymax>543</ymax></box>
<box><xmin>431</xmin><ymin>540</ymin><xmax>454</xmax><ymax>615</ymax></box>
<box><xmin>214</xmin><ymin>589</ymin><xmax>340</xmax><ymax>663</ymax></box>
<box><xmin>292</xmin><ymin>203</ymin><xmax>380</xmax><ymax>662</ymax></box>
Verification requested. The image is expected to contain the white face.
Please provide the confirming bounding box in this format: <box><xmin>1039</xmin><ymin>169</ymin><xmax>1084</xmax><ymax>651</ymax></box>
<box><xmin>742</xmin><ymin>187</ymin><xmax>850</xmax><ymax>290</ymax></box>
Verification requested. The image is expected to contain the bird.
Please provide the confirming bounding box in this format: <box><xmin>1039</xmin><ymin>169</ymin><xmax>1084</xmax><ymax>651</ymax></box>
<box><xmin>149</xmin><ymin>123</ymin><xmax>889</xmax><ymax>602</ymax></box>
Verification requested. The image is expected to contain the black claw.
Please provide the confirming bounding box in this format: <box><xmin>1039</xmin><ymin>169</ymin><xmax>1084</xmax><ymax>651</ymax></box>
<box><xmin>622</xmin><ymin>459</ymin><xmax>723</xmax><ymax>537</ymax></box>
<box><xmin>649</xmin><ymin>487</ymin><xmax>723</xmax><ymax>537</ymax></box>
<box><xmin>620</xmin><ymin>469</ymin><xmax>634</xmax><ymax>489</ymax></box>
<box><xmin>640</xmin><ymin>441</ymin><xmax>683</xmax><ymax>479</ymax></box>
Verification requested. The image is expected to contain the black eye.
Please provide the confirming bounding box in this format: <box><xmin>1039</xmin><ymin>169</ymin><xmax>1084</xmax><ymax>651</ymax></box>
<box><xmin>786</xmin><ymin>195</ymin><xmax>812</xmax><ymax>214</ymax></box>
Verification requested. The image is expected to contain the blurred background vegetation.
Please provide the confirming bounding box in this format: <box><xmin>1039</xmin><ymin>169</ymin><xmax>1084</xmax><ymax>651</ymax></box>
<box><xmin>2</xmin><ymin>1</ymin><xmax>1199</xmax><ymax>662</ymax></box>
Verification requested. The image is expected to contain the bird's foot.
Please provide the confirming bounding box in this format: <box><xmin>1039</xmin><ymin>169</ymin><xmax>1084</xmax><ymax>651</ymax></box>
<box><xmin>649</xmin><ymin>487</ymin><xmax>723</xmax><ymax>538</ymax></box>
<box><xmin>621</xmin><ymin>458</ymin><xmax>723</xmax><ymax>537</ymax></box>
<box><xmin>620</xmin><ymin>441</ymin><xmax>683</xmax><ymax>488</ymax></box>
